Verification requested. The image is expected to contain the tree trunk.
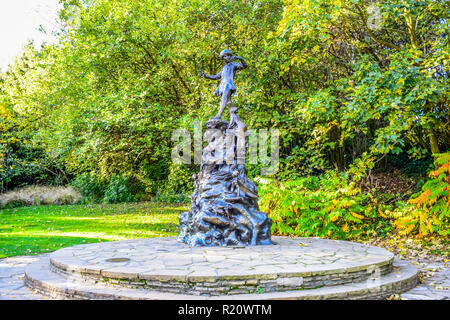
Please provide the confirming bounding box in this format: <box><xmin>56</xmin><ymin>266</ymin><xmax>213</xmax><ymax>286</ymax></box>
<box><xmin>429</xmin><ymin>129</ymin><xmax>440</xmax><ymax>154</ymax></box>
<box><xmin>327</xmin><ymin>124</ymin><xmax>346</xmax><ymax>171</ymax></box>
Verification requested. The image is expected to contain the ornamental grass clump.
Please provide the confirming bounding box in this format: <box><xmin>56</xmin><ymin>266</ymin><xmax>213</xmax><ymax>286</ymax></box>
<box><xmin>0</xmin><ymin>185</ymin><xmax>81</xmax><ymax>208</ymax></box>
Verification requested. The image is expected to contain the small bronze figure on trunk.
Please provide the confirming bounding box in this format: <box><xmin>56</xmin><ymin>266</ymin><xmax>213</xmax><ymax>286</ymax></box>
<box><xmin>201</xmin><ymin>49</ymin><xmax>247</xmax><ymax>126</ymax></box>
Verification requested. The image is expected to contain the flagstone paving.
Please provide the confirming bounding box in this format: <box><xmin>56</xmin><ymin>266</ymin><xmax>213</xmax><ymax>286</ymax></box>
<box><xmin>0</xmin><ymin>237</ymin><xmax>447</xmax><ymax>299</ymax></box>
<box><xmin>47</xmin><ymin>237</ymin><xmax>395</xmax><ymax>285</ymax></box>
<box><xmin>0</xmin><ymin>255</ymin><xmax>47</xmax><ymax>300</ymax></box>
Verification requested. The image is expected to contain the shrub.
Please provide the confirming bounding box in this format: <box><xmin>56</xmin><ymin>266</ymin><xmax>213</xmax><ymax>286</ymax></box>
<box><xmin>0</xmin><ymin>142</ymin><xmax>68</xmax><ymax>193</ymax></box>
<box><xmin>151</xmin><ymin>192</ymin><xmax>190</xmax><ymax>204</ymax></box>
<box><xmin>103</xmin><ymin>175</ymin><xmax>132</xmax><ymax>204</ymax></box>
<box><xmin>394</xmin><ymin>152</ymin><xmax>450</xmax><ymax>237</ymax></box>
<box><xmin>71</xmin><ymin>173</ymin><xmax>106</xmax><ymax>203</ymax></box>
<box><xmin>258</xmin><ymin>170</ymin><xmax>390</xmax><ymax>239</ymax></box>
<box><xmin>151</xmin><ymin>164</ymin><xmax>195</xmax><ymax>203</ymax></box>
<box><xmin>0</xmin><ymin>185</ymin><xmax>81</xmax><ymax>208</ymax></box>
<box><xmin>165</xmin><ymin>164</ymin><xmax>196</xmax><ymax>195</ymax></box>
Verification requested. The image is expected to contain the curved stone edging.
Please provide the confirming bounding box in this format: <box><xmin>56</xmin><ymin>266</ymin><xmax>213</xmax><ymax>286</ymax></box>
<box><xmin>24</xmin><ymin>256</ymin><xmax>417</xmax><ymax>300</ymax></box>
<box><xmin>46</xmin><ymin>237</ymin><xmax>395</xmax><ymax>295</ymax></box>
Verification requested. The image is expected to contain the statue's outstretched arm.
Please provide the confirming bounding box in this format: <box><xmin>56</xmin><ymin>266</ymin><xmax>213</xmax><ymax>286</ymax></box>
<box><xmin>233</xmin><ymin>56</ymin><xmax>247</xmax><ymax>70</ymax></box>
<box><xmin>201</xmin><ymin>70</ymin><xmax>222</xmax><ymax>80</ymax></box>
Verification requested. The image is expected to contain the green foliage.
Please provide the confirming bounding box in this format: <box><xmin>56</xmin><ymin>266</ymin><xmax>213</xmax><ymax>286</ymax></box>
<box><xmin>394</xmin><ymin>152</ymin><xmax>450</xmax><ymax>237</ymax></box>
<box><xmin>274</xmin><ymin>0</ymin><xmax>448</xmax><ymax>173</ymax></box>
<box><xmin>388</xmin><ymin>152</ymin><xmax>434</xmax><ymax>177</ymax></box>
<box><xmin>71</xmin><ymin>173</ymin><xmax>107</xmax><ymax>202</ymax></box>
<box><xmin>150</xmin><ymin>164</ymin><xmax>196</xmax><ymax>203</ymax></box>
<box><xmin>165</xmin><ymin>164</ymin><xmax>196</xmax><ymax>195</ymax></box>
<box><xmin>0</xmin><ymin>142</ymin><xmax>66</xmax><ymax>192</ymax></box>
<box><xmin>151</xmin><ymin>192</ymin><xmax>190</xmax><ymax>204</ymax></box>
<box><xmin>258</xmin><ymin>170</ymin><xmax>391</xmax><ymax>239</ymax></box>
<box><xmin>0</xmin><ymin>0</ymin><xmax>448</xmax><ymax>222</ymax></box>
<box><xmin>103</xmin><ymin>175</ymin><xmax>132</xmax><ymax>204</ymax></box>
<box><xmin>72</xmin><ymin>173</ymin><xmax>133</xmax><ymax>204</ymax></box>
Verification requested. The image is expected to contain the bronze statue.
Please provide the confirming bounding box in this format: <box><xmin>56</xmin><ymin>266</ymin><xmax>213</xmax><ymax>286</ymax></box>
<box><xmin>178</xmin><ymin>50</ymin><xmax>273</xmax><ymax>247</ymax></box>
<box><xmin>201</xmin><ymin>49</ymin><xmax>247</xmax><ymax>124</ymax></box>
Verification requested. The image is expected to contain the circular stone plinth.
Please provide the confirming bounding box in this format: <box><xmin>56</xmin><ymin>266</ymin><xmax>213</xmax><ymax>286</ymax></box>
<box><xmin>48</xmin><ymin>237</ymin><xmax>394</xmax><ymax>295</ymax></box>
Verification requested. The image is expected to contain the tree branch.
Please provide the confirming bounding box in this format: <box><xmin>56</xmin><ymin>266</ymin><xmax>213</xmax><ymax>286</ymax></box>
<box><xmin>354</xmin><ymin>4</ymin><xmax>401</xmax><ymax>51</ymax></box>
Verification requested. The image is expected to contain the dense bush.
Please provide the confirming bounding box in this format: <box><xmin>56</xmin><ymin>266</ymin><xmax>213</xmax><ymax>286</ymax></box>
<box><xmin>259</xmin><ymin>153</ymin><xmax>450</xmax><ymax>239</ymax></box>
<box><xmin>394</xmin><ymin>152</ymin><xmax>450</xmax><ymax>237</ymax></box>
<box><xmin>71</xmin><ymin>173</ymin><xmax>134</xmax><ymax>204</ymax></box>
<box><xmin>71</xmin><ymin>173</ymin><xmax>107</xmax><ymax>203</ymax></box>
<box><xmin>150</xmin><ymin>164</ymin><xmax>196</xmax><ymax>203</ymax></box>
<box><xmin>0</xmin><ymin>141</ymin><xmax>68</xmax><ymax>193</ymax></box>
<box><xmin>258</xmin><ymin>170</ymin><xmax>393</xmax><ymax>239</ymax></box>
<box><xmin>103</xmin><ymin>175</ymin><xmax>133</xmax><ymax>204</ymax></box>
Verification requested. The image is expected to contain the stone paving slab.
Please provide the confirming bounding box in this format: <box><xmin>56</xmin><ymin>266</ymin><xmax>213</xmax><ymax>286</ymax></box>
<box><xmin>0</xmin><ymin>255</ymin><xmax>47</xmax><ymax>300</ymax></box>
<box><xmin>400</xmin><ymin>261</ymin><xmax>450</xmax><ymax>300</ymax></box>
<box><xmin>45</xmin><ymin>237</ymin><xmax>395</xmax><ymax>294</ymax></box>
<box><xmin>49</xmin><ymin>237</ymin><xmax>393</xmax><ymax>279</ymax></box>
<box><xmin>23</xmin><ymin>256</ymin><xmax>418</xmax><ymax>300</ymax></box>
<box><xmin>0</xmin><ymin>236</ymin><xmax>447</xmax><ymax>300</ymax></box>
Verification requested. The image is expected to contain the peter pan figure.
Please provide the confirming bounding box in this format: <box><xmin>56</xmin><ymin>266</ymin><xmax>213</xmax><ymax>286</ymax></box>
<box><xmin>201</xmin><ymin>49</ymin><xmax>247</xmax><ymax>126</ymax></box>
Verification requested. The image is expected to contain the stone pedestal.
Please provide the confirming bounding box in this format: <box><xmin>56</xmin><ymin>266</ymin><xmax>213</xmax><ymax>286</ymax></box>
<box><xmin>178</xmin><ymin>117</ymin><xmax>272</xmax><ymax>246</ymax></box>
<box><xmin>23</xmin><ymin>237</ymin><xmax>419</xmax><ymax>299</ymax></box>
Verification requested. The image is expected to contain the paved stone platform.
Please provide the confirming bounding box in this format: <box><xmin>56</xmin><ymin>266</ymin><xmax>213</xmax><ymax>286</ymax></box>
<box><xmin>400</xmin><ymin>262</ymin><xmax>450</xmax><ymax>300</ymax></box>
<box><xmin>20</xmin><ymin>236</ymin><xmax>420</xmax><ymax>299</ymax></box>
<box><xmin>44</xmin><ymin>237</ymin><xmax>396</xmax><ymax>295</ymax></box>
<box><xmin>0</xmin><ymin>255</ymin><xmax>47</xmax><ymax>300</ymax></box>
<box><xmin>25</xmin><ymin>255</ymin><xmax>417</xmax><ymax>300</ymax></box>
<box><xmin>2</xmin><ymin>255</ymin><xmax>446</xmax><ymax>300</ymax></box>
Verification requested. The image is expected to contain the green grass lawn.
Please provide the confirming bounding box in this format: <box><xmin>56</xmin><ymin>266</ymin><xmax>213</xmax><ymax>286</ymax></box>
<box><xmin>0</xmin><ymin>202</ymin><xmax>187</xmax><ymax>258</ymax></box>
